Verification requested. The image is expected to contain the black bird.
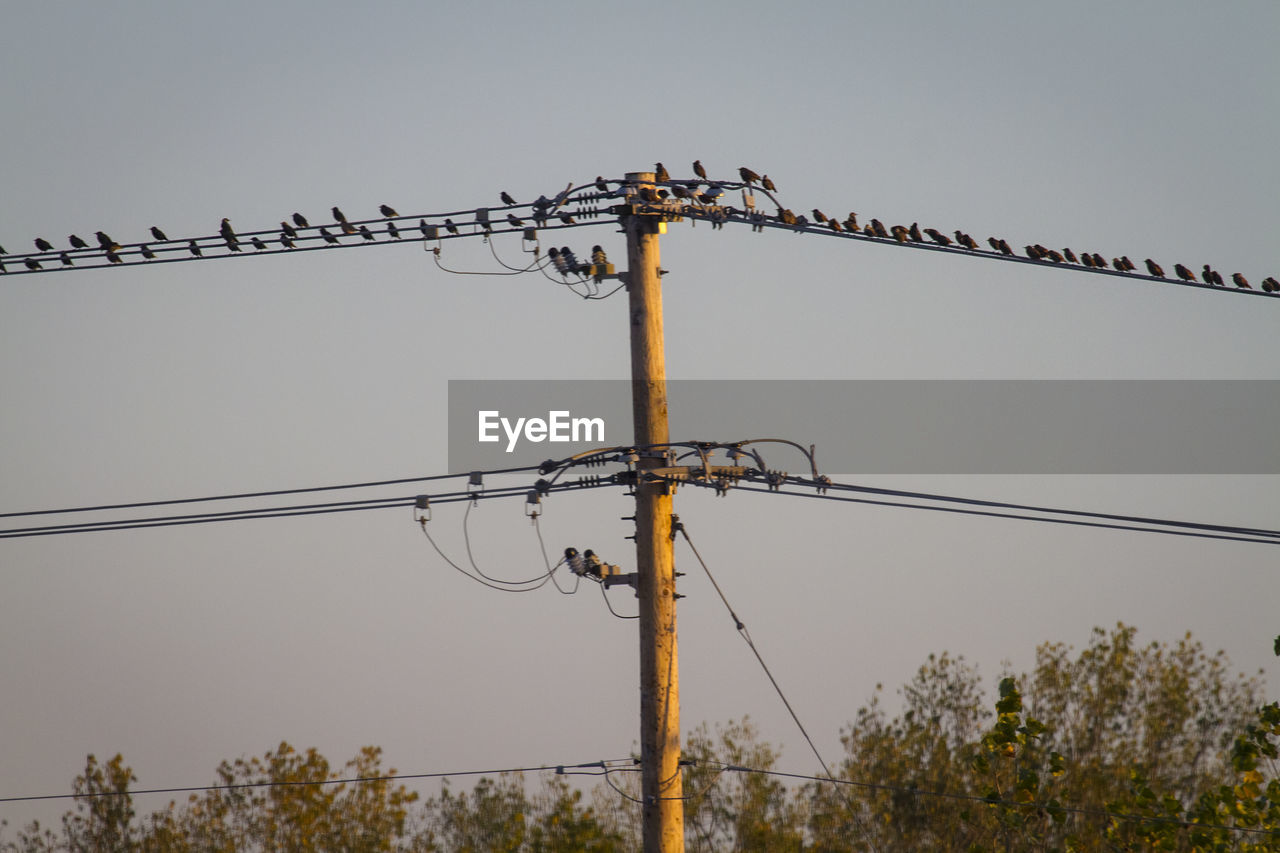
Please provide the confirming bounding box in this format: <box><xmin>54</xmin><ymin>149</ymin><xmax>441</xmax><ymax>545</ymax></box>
<box><xmin>1174</xmin><ymin>263</ymin><xmax>1195</xmax><ymax>282</ymax></box>
<box><xmin>924</xmin><ymin>228</ymin><xmax>952</xmax><ymax>246</ymax></box>
<box><xmin>559</xmin><ymin>213</ymin><xmax>576</xmax><ymax>225</ymax></box>
<box><xmin>1026</xmin><ymin>245</ymin><xmax>1045</xmax><ymax>260</ymax></box>
<box><xmin>226</xmin><ymin>238</ymin><xmax>242</xmax><ymax>252</ymax></box>
<box><xmin>281</xmin><ymin>221</ymin><xmax>298</xmax><ymax>239</ymax></box>
<box><xmin>761</xmin><ymin>174</ymin><xmax>776</xmax><ymax>192</ymax></box>
<box><xmin>844</xmin><ymin>213</ymin><xmax>859</xmax><ymax>231</ymax></box>
<box><xmin>69</xmin><ymin>234</ymin><xmax>89</xmax><ymax>249</ymax></box>
<box><xmin>280</xmin><ymin>232</ymin><xmax>295</xmax><ymax>249</ymax></box>
<box><xmin>96</xmin><ymin>231</ymin><xmax>119</xmax><ymax>251</ymax></box>
<box><xmin>419</xmin><ymin>219</ymin><xmax>431</xmax><ymax>237</ymax></box>
<box><xmin>1112</xmin><ymin>257</ymin><xmax>1126</xmax><ymax>271</ymax></box>
<box><xmin>359</xmin><ymin>225</ymin><xmax>375</xmax><ymax>241</ymax></box>
<box><xmin>379</xmin><ymin>204</ymin><xmax>399</xmax><ymax>218</ymax></box>
<box><xmin>869</xmin><ymin>219</ymin><xmax>889</xmax><ymax>238</ymax></box>
<box><xmin>0</xmin><ymin>244</ymin><xmax>6</xmax><ymax>254</ymax></box>
<box><xmin>671</xmin><ymin>185</ymin><xmax>691</xmax><ymax>200</ymax></box>
<box><xmin>1045</xmin><ymin>249</ymin><xmax>1064</xmax><ymax>263</ymax></box>
<box><xmin>507</xmin><ymin>213</ymin><xmax>523</xmax><ymax>228</ymax></box>
<box><xmin>107</xmin><ymin>250</ymin><xmax>122</xmax><ymax>264</ymax></box>
<box><xmin>654</xmin><ymin>162</ymin><xmax>670</xmax><ymax>182</ymax></box>
<box><xmin>1082</xmin><ymin>253</ymin><xmax>1096</xmax><ymax>268</ymax></box>
<box><xmin>828</xmin><ymin>218</ymin><xmax>843</xmax><ymax>233</ymax></box>
<box><xmin>35</xmin><ymin>237</ymin><xmax>54</xmax><ymax>251</ymax></box>
<box><xmin>445</xmin><ymin>218</ymin><xmax>459</xmax><ymax>235</ymax></box>
<box><xmin>220</xmin><ymin>218</ymin><xmax>236</xmax><ymax>241</ymax></box>
<box><xmin>1098</xmin><ymin>254</ymin><xmax>1113</xmax><ymax>269</ymax></box>
<box><xmin>907</xmin><ymin>223</ymin><xmax>923</xmax><ymax>243</ymax></box>
<box><xmin>1063</xmin><ymin>248</ymin><xmax>1078</xmax><ymax>264</ymax></box>
<box><xmin>1232</xmin><ymin>272</ymin><xmax>1251</xmax><ymax>289</ymax></box>
<box><xmin>811</xmin><ymin>209</ymin><xmax>827</xmax><ymax>223</ymax></box>
<box><xmin>999</xmin><ymin>240</ymin><xmax>1015</xmax><ymax>256</ymax></box>
<box><xmin>321</xmin><ymin>227</ymin><xmax>339</xmax><ymax>245</ymax></box>
<box><xmin>60</xmin><ymin>252</ymin><xmax>73</xmax><ymax>266</ymax></box>
<box><xmin>150</xmin><ymin>226</ymin><xmax>168</xmax><ymax>242</ymax></box>
<box><xmin>956</xmin><ymin>232</ymin><xmax>978</xmax><ymax>250</ymax></box>
<box><xmin>141</xmin><ymin>245</ymin><xmax>155</xmax><ymax>260</ymax></box>
<box><xmin>292</xmin><ymin>212</ymin><xmax>309</xmax><ymax>228</ymax></box>
<box><xmin>251</xmin><ymin>236</ymin><xmax>267</xmax><ymax>251</ymax></box>
<box><xmin>1145</xmin><ymin>258</ymin><xmax>1164</xmax><ymax>277</ymax></box>
<box><xmin>692</xmin><ymin>160</ymin><xmax>707</xmax><ymax>180</ymax></box>
<box><xmin>188</xmin><ymin>240</ymin><xmax>202</xmax><ymax>257</ymax></box>
<box><xmin>987</xmin><ymin>237</ymin><xmax>1002</xmax><ymax>252</ymax></box>
<box><xmin>387</xmin><ymin>221</ymin><xmax>401</xmax><ymax>239</ymax></box>
<box><xmin>738</xmin><ymin>166</ymin><xmax>761</xmax><ymax>184</ymax></box>
<box><xmin>500</xmin><ymin>191</ymin><xmax>517</xmax><ymax>206</ymax></box>
<box><xmin>24</xmin><ymin>258</ymin><xmax>42</xmax><ymax>270</ymax></box>
<box><xmin>1201</xmin><ymin>265</ymin><xmax>1216</xmax><ymax>285</ymax></box>
<box><xmin>340</xmin><ymin>221</ymin><xmax>357</xmax><ymax>235</ymax></box>
<box><xmin>594</xmin><ymin>176</ymin><xmax>608</xmax><ymax>192</ymax></box>
<box><xmin>1261</xmin><ymin>277</ymin><xmax>1278</xmax><ymax>292</ymax></box>
<box><xmin>332</xmin><ymin>206</ymin><xmax>347</xmax><ymax>223</ymax></box>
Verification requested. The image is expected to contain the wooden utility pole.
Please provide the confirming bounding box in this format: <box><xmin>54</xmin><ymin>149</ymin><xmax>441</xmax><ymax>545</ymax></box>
<box><xmin>623</xmin><ymin>171</ymin><xmax>683</xmax><ymax>852</ymax></box>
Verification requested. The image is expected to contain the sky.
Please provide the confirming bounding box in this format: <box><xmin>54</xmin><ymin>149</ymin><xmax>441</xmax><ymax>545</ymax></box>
<box><xmin>2</xmin><ymin>0</ymin><xmax>1278</xmax><ymax>832</ymax></box>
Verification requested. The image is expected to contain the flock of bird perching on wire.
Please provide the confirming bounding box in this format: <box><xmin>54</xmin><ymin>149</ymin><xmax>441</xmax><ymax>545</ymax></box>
<box><xmin>2</xmin><ymin>163</ymin><xmax>1276</xmax><ymax>296</ymax></box>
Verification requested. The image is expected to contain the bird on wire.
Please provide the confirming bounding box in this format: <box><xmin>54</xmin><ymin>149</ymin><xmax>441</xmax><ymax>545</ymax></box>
<box><xmin>387</xmin><ymin>221</ymin><xmax>400</xmax><ymax>239</ymax></box>
<box><xmin>150</xmin><ymin>226</ymin><xmax>168</xmax><ymax>242</ymax></box>
<box><xmin>654</xmin><ymin>162</ymin><xmax>670</xmax><ymax>182</ymax></box>
<box><xmin>188</xmin><ymin>241</ymin><xmax>202</xmax><ymax>257</ymax></box>
<box><xmin>140</xmin><ymin>246</ymin><xmax>155</xmax><ymax>260</ymax></box>
<box><xmin>332</xmin><ymin>206</ymin><xmax>347</xmax><ymax>223</ymax></box>
<box><xmin>500</xmin><ymin>191</ymin><xmax>517</xmax><ymax>206</ymax></box>
<box><xmin>1174</xmin><ymin>263</ymin><xmax>1196</xmax><ymax>282</ymax></box>
<box><xmin>292</xmin><ymin>212</ymin><xmax>309</xmax><ymax>228</ymax></box>
<box><xmin>321</xmin><ymin>228</ymin><xmax>339</xmax><ymax>245</ymax></box>
<box><xmin>594</xmin><ymin>176</ymin><xmax>608</xmax><ymax>192</ymax></box>
<box><xmin>34</xmin><ymin>237</ymin><xmax>54</xmax><ymax>251</ymax></box>
<box><xmin>507</xmin><ymin>213</ymin><xmax>523</xmax><ymax>228</ymax></box>
<box><xmin>379</xmin><ymin>204</ymin><xmax>399</xmax><ymax>218</ymax></box>
<box><xmin>445</xmin><ymin>218</ymin><xmax>459</xmax><ymax>235</ymax></box>
<box><xmin>280</xmin><ymin>221</ymin><xmax>298</xmax><ymax>239</ymax></box>
<box><xmin>251</xmin><ymin>236</ymin><xmax>267</xmax><ymax>251</ymax></box>
<box><xmin>107</xmin><ymin>250</ymin><xmax>122</xmax><ymax>264</ymax></box>
<box><xmin>96</xmin><ymin>231</ymin><xmax>119</xmax><ymax>251</ymax></box>
<box><xmin>738</xmin><ymin>166</ymin><xmax>761</xmax><ymax>184</ymax></box>
<box><xmin>761</xmin><ymin>174</ymin><xmax>776</xmax><ymax>192</ymax></box>
<box><xmin>1232</xmin><ymin>273</ymin><xmax>1251</xmax><ymax>289</ymax></box>
<box><xmin>25</xmin><ymin>258</ymin><xmax>42</xmax><ymax>270</ymax></box>
<box><xmin>1145</xmin><ymin>259</ymin><xmax>1164</xmax><ymax>277</ymax></box>
<box><xmin>69</xmin><ymin>234</ymin><xmax>89</xmax><ymax>249</ymax></box>
<box><xmin>219</xmin><ymin>218</ymin><xmax>236</xmax><ymax>242</ymax></box>
<box><xmin>59</xmin><ymin>252</ymin><xmax>73</xmax><ymax>266</ymax></box>
<box><xmin>340</xmin><ymin>221</ymin><xmax>357</xmax><ymax>235</ymax></box>
<box><xmin>692</xmin><ymin>160</ymin><xmax>707</xmax><ymax>180</ymax></box>
<box><xmin>279</xmin><ymin>232</ymin><xmax>295</xmax><ymax>249</ymax></box>
<box><xmin>359</xmin><ymin>225</ymin><xmax>375</xmax><ymax>241</ymax></box>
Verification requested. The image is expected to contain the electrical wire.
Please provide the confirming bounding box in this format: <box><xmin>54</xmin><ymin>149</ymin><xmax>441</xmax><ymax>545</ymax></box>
<box><xmin>675</xmin><ymin>521</ymin><xmax>874</xmax><ymax>843</ymax></box>
<box><xmin>595</xmin><ymin>577</ymin><xmax>639</xmax><ymax>619</ymax></box>
<box><xmin>459</xmin><ymin>499</ymin><xmax>562</xmax><ymax>587</ymax></box>
<box><xmin>0</xmin><ymin>759</ymin><xmax>635</xmax><ymax>805</ymax></box>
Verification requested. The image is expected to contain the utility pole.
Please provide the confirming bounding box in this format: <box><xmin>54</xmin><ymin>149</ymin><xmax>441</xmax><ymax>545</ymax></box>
<box><xmin>622</xmin><ymin>171</ymin><xmax>683</xmax><ymax>852</ymax></box>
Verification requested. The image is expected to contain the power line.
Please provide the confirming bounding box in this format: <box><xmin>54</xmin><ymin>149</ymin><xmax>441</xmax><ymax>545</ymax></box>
<box><xmin>0</xmin><ymin>759</ymin><xmax>637</xmax><ymax>806</ymax></box>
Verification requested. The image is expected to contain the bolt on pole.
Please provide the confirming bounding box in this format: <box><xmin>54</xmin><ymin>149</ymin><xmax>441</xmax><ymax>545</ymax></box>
<box><xmin>623</xmin><ymin>171</ymin><xmax>684</xmax><ymax>852</ymax></box>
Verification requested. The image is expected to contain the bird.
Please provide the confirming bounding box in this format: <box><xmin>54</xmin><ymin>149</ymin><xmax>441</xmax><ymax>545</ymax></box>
<box><xmin>1082</xmin><ymin>253</ymin><xmax>1096</xmax><ymax>268</ymax></box>
<box><xmin>738</xmin><ymin>166</ymin><xmax>761</xmax><ymax>184</ymax></box>
<box><xmin>559</xmin><ymin>213</ymin><xmax>576</xmax><ymax>225</ymax></box>
<box><xmin>890</xmin><ymin>225</ymin><xmax>909</xmax><ymax>243</ymax></box>
<box><xmin>341</xmin><ymin>221</ymin><xmax>357</xmax><ymax>235</ymax></box>
<box><xmin>1261</xmin><ymin>276</ymin><xmax>1278</xmax><ymax>292</ymax></box>
<box><xmin>188</xmin><ymin>240</ymin><xmax>202</xmax><ymax>257</ymax></box>
<box><xmin>1027</xmin><ymin>245</ymin><xmax>1045</xmax><ymax>260</ymax></box>
<box><xmin>332</xmin><ymin>206</ymin><xmax>347</xmax><ymax>223</ymax></box>
<box><xmin>60</xmin><ymin>252</ymin><xmax>73</xmax><ymax>266</ymax></box>
<box><xmin>24</xmin><ymin>258</ymin><xmax>42</xmax><ymax>270</ymax></box>
<box><xmin>1232</xmin><ymin>272</ymin><xmax>1251</xmax><ymax>289</ymax></box>
<box><xmin>506</xmin><ymin>213</ymin><xmax>523</xmax><ymax>228</ymax></box>
<box><xmin>0</xmin><ymin>244</ymin><xmax>6</xmax><ymax>255</ymax></box>
<box><xmin>955</xmin><ymin>231</ymin><xmax>978</xmax><ymax>250</ymax></box>
<box><xmin>387</xmin><ymin>221</ymin><xmax>401</xmax><ymax>239</ymax></box>
<box><xmin>445</xmin><ymin>218</ymin><xmax>459</xmax><ymax>235</ymax></box>
<box><xmin>671</xmin><ymin>185</ymin><xmax>692</xmax><ymax>200</ymax></box>
<box><xmin>1174</xmin><ymin>263</ymin><xmax>1195</xmax><ymax>282</ymax></box>
<box><xmin>987</xmin><ymin>237</ymin><xmax>1002</xmax><ymax>252</ymax></box>
<box><xmin>251</xmin><ymin>236</ymin><xmax>267</xmax><ymax>251</ymax></box>
<box><xmin>69</xmin><ymin>234</ymin><xmax>89</xmax><ymax>249</ymax></box>
<box><xmin>1045</xmin><ymin>249</ymin><xmax>1064</xmax><ymax>263</ymax></box>
<box><xmin>1063</xmin><ymin>248</ymin><xmax>1078</xmax><ymax>264</ymax></box>
<box><xmin>379</xmin><ymin>204</ymin><xmax>399</xmax><ymax>218</ymax></box>
<box><xmin>279</xmin><ymin>232</ymin><xmax>295</xmax><ymax>249</ymax></box>
<box><xmin>869</xmin><ymin>218</ymin><xmax>888</xmax><ymax>238</ymax></box>
<box><xmin>292</xmin><ymin>212</ymin><xmax>309</xmax><ymax>228</ymax></box>
<box><xmin>96</xmin><ymin>231</ymin><xmax>118</xmax><ymax>250</ymax></box>
<box><xmin>34</xmin><ymin>237</ymin><xmax>54</xmax><ymax>251</ymax></box>
<box><xmin>140</xmin><ymin>245</ymin><xmax>155</xmax><ymax>260</ymax></box>
<box><xmin>1201</xmin><ymin>265</ymin><xmax>1216</xmax><ymax>285</ymax></box>
<box><xmin>654</xmin><ymin>162</ymin><xmax>670</xmax><ymax>182</ymax></box>
<box><xmin>150</xmin><ymin>226</ymin><xmax>168</xmax><ymax>242</ymax></box>
<box><xmin>107</xmin><ymin>250</ymin><xmax>122</xmax><ymax>264</ymax></box>
<box><xmin>692</xmin><ymin>160</ymin><xmax>707</xmax><ymax>180</ymax></box>
<box><xmin>924</xmin><ymin>228</ymin><xmax>952</xmax><ymax>246</ymax></box>
<box><xmin>359</xmin><ymin>225</ymin><xmax>375</xmax><ymax>241</ymax></box>
<box><xmin>320</xmin><ymin>227</ymin><xmax>339</xmax><ymax>245</ymax></box>
<box><xmin>761</xmin><ymin>174</ymin><xmax>776</xmax><ymax>192</ymax></box>
<box><xmin>418</xmin><ymin>219</ymin><xmax>431</xmax><ymax>237</ymax></box>
<box><xmin>998</xmin><ymin>240</ymin><xmax>1014</xmax><ymax>256</ymax></box>
<box><xmin>1209</xmin><ymin>268</ymin><xmax>1223</xmax><ymax>286</ymax></box>
<box><xmin>1120</xmin><ymin>256</ymin><xmax>1135</xmax><ymax>271</ymax></box>
<box><xmin>219</xmin><ymin>218</ymin><xmax>236</xmax><ymax>242</ymax></box>
<box><xmin>844</xmin><ymin>213</ymin><xmax>859</xmax><ymax>231</ymax></box>
<box><xmin>828</xmin><ymin>218</ymin><xmax>843</xmax><ymax>233</ymax></box>
<box><xmin>812</xmin><ymin>209</ymin><xmax>828</xmax><ymax>223</ymax></box>
<box><xmin>1112</xmin><ymin>257</ymin><xmax>1126</xmax><ymax>271</ymax></box>
<box><xmin>280</xmin><ymin>221</ymin><xmax>298</xmax><ymax>239</ymax></box>
<box><xmin>1145</xmin><ymin>259</ymin><xmax>1164</xmax><ymax>277</ymax></box>
<box><xmin>500</xmin><ymin>191</ymin><xmax>517</xmax><ymax>206</ymax></box>
<box><xmin>594</xmin><ymin>176</ymin><xmax>608</xmax><ymax>192</ymax></box>
<box><xmin>226</xmin><ymin>238</ymin><xmax>241</xmax><ymax>252</ymax></box>
<box><xmin>777</xmin><ymin>208</ymin><xmax>797</xmax><ymax>226</ymax></box>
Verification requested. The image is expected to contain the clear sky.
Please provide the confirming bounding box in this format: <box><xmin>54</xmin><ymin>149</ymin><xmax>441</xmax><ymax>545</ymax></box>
<box><xmin>1</xmin><ymin>0</ymin><xmax>1277</xmax><ymax>831</ymax></box>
